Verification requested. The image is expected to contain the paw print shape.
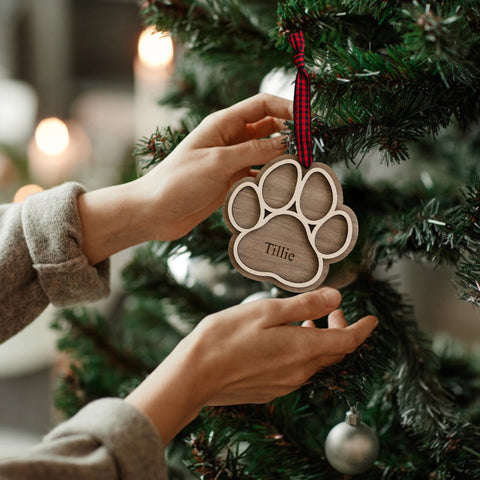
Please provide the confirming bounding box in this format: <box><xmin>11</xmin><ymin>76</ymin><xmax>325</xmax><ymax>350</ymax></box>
<box><xmin>223</xmin><ymin>155</ymin><xmax>358</xmax><ymax>293</ymax></box>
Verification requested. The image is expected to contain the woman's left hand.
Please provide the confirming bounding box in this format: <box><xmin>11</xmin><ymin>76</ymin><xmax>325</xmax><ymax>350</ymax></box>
<box><xmin>139</xmin><ymin>93</ymin><xmax>292</xmax><ymax>240</ymax></box>
<box><xmin>77</xmin><ymin>93</ymin><xmax>292</xmax><ymax>265</ymax></box>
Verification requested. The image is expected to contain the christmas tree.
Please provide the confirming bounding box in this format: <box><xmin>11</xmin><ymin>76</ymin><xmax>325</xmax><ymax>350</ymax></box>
<box><xmin>53</xmin><ymin>1</ymin><xmax>480</xmax><ymax>478</ymax></box>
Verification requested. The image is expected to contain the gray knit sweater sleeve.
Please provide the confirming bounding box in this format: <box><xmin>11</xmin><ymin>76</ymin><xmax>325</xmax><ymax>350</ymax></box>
<box><xmin>0</xmin><ymin>182</ymin><xmax>109</xmax><ymax>342</ymax></box>
<box><xmin>0</xmin><ymin>398</ymin><xmax>166</xmax><ymax>480</ymax></box>
<box><xmin>0</xmin><ymin>183</ymin><xmax>167</xmax><ymax>480</ymax></box>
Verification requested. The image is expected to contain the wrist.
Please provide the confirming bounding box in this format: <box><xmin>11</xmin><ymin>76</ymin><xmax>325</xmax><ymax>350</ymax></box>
<box><xmin>125</xmin><ymin>336</ymin><xmax>211</xmax><ymax>444</ymax></box>
<box><xmin>77</xmin><ymin>180</ymin><xmax>153</xmax><ymax>265</ymax></box>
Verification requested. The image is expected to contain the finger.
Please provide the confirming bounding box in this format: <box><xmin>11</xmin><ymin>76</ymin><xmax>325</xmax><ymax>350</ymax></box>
<box><xmin>311</xmin><ymin>314</ymin><xmax>378</xmax><ymax>356</ymax></box>
<box><xmin>186</xmin><ymin>94</ymin><xmax>292</xmax><ymax>149</ymax></box>
<box><xmin>302</xmin><ymin>320</ymin><xmax>316</xmax><ymax>328</ymax></box>
<box><xmin>246</xmin><ymin>117</ymin><xmax>290</xmax><ymax>140</ymax></box>
<box><xmin>263</xmin><ymin>288</ymin><xmax>342</xmax><ymax>327</ymax></box>
<box><xmin>346</xmin><ymin>315</ymin><xmax>378</xmax><ymax>340</ymax></box>
<box><xmin>328</xmin><ymin>309</ymin><xmax>348</xmax><ymax>329</ymax></box>
<box><xmin>222</xmin><ymin>135</ymin><xmax>288</xmax><ymax>171</ymax></box>
<box><xmin>226</xmin><ymin>93</ymin><xmax>293</xmax><ymax>126</ymax></box>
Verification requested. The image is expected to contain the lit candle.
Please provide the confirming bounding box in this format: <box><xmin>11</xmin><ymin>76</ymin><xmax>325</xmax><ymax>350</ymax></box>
<box><xmin>35</xmin><ymin>117</ymin><xmax>70</xmax><ymax>155</ymax></box>
<box><xmin>138</xmin><ymin>26</ymin><xmax>174</xmax><ymax>70</ymax></box>
<box><xmin>28</xmin><ymin>117</ymin><xmax>90</xmax><ymax>187</ymax></box>
<box><xmin>134</xmin><ymin>26</ymin><xmax>178</xmax><ymax>139</ymax></box>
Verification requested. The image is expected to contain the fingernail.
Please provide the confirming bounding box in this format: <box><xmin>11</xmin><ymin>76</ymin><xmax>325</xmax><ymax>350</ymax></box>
<box><xmin>274</xmin><ymin>135</ymin><xmax>288</xmax><ymax>150</ymax></box>
<box><xmin>321</xmin><ymin>288</ymin><xmax>341</xmax><ymax>308</ymax></box>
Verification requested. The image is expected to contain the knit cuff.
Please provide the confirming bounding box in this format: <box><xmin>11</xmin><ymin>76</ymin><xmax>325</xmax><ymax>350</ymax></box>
<box><xmin>45</xmin><ymin>398</ymin><xmax>166</xmax><ymax>480</ymax></box>
<box><xmin>22</xmin><ymin>182</ymin><xmax>110</xmax><ymax>306</ymax></box>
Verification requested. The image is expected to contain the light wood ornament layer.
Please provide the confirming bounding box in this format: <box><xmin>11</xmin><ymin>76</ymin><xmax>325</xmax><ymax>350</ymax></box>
<box><xmin>223</xmin><ymin>155</ymin><xmax>358</xmax><ymax>293</ymax></box>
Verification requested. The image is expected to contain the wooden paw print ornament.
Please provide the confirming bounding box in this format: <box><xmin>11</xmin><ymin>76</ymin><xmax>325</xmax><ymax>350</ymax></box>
<box><xmin>223</xmin><ymin>155</ymin><xmax>358</xmax><ymax>293</ymax></box>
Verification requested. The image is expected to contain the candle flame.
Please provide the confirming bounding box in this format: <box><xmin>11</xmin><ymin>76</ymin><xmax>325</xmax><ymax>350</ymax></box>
<box><xmin>35</xmin><ymin>118</ymin><xmax>69</xmax><ymax>155</ymax></box>
<box><xmin>138</xmin><ymin>26</ymin><xmax>174</xmax><ymax>68</ymax></box>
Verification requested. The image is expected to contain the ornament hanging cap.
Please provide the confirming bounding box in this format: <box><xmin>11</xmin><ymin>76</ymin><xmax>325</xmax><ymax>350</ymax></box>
<box><xmin>288</xmin><ymin>31</ymin><xmax>312</xmax><ymax>168</ymax></box>
<box><xmin>345</xmin><ymin>406</ymin><xmax>360</xmax><ymax>426</ymax></box>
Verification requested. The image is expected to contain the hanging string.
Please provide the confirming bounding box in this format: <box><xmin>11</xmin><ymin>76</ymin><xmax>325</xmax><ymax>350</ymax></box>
<box><xmin>288</xmin><ymin>31</ymin><xmax>313</xmax><ymax>169</ymax></box>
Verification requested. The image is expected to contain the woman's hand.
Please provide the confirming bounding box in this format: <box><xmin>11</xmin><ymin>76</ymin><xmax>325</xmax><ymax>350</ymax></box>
<box><xmin>139</xmin><ymin>92</ymin><xmax>292</xmax><ymax>240</ymax></box>
<box><xmin>77</xmin><ymin>93</ymin><xmax>292</xmax><ymax>265</ymax></box>
<box><xmin>125</xmin><ymin>288</ymin><xmax>378</xmax><ymax>445</ymax></box>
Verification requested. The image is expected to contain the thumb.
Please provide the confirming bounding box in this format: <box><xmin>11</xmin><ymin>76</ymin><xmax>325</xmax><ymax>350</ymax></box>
<box><xmin>223</xmin><ymin>135</ymin><xmax>287</xmax><ymax>171</ymax></box>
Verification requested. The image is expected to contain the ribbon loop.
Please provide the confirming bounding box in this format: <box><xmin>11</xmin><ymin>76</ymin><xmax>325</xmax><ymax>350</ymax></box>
<box><xmin>288</xmin><ymin>31</ymin><xmax>312</xmax><ymax>168</ymax></box>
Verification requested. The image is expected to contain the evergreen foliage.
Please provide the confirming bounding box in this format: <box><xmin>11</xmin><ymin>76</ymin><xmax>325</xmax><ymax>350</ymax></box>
<box><xmin>53</xmin><ymin>0</ymin><xmax>480</xmax><ymax>478</ymax></box>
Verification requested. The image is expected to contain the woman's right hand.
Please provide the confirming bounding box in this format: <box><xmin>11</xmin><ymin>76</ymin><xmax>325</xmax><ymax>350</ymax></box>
<box><xmin>125</xmin><ymin>287</ymin><xmax>378</xmax><ymax>445</ymax></box>
<box><xmin>187</xmin><ymin>287</ymin><xmax>377</xmax><ymax>405</ymax></box>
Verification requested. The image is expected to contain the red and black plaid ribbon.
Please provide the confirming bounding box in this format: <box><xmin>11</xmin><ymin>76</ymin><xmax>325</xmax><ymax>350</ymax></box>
<box><xmin>288</xmin><ymin>31</ymin><xmax>312</xmax><ymax>168</ymax></box>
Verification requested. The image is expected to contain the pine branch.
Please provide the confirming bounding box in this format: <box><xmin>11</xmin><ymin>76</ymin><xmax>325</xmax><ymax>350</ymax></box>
<box><xmin>276</xmin><ymin>0</ymin><xmax>480</xmax><ymax>80</ymax></box>
<box><xmin>133</xmin><ymin>126</ymin><xmax>188</xmax><ymax>170</ymax></box>
<box><xmin>400</xmin><ymin>2</ymin><xmax>480</xmax><ymax>87</ymax></box>
<box><xmin>179</xmin><ymin>211</ymin><xmax>231</xmax><ymax>263</ymax></box>
<box><xmin>308</xmin><ymin>50</ymin><xmax>480</xmax><ymax>163</ymax></box>
<box><xmin>189</xmin><ymin>397</ymin><xmax>337</xmax><ymax>480</ymax></box>
<box><xmin>365</xmin><ymin>180</ymin><xmax>480</xmax><ymax>306</ymax></box>
<box><xmin>188</xmin><ymin>427</ymin><xmax>255</xmax><ymax>479</ymax></box>
<box><xmin>122</xmin><ymin>241</ymin><xmax>216</xmax><ymax>318</ymax></box>
<box><xmin>52</xmin><ymin>309</ymin><xmax>151</xmax><ymax>416</ymax></box>
<box><xmin>453</xmin><ymin>183</ymin><xmax>480</xmax><ymax>307</ymax></box>
<box><xmin>338</xmin><ymin>276</ymin><xmax>480</xmax><ymax>476</ymax></box>
<box><xmin>53</xmin><ymin>309</ymin><xmax>150</xmax><ymax>376</ymax></box>
<box><xmin>276</xmin><ymin>0</ymin><xmax>400</xmax><ymax>52</ymax></box>
<box><xmin>411</xmin><ymin>123</ymin><xmax>480</xmax><ymax>187</ymax></box>
<box><xmin>275</xmin><ymin>1</ymin><xmax>480</xmax><ymax>165</ymax></box>
<box><xmin>371</xmin><ymin>198</ymin><xmax>463</xmax><ymax>267</ymax></box>
<box><xmin>312</xmin><ymin>45</ymin><xmax>480</xmax><ymax>123</ymax></box>
<box><xmin>142</xmin><ymin>0</ymin><xmax>269</xmax><ymax>44</ymax></box>
<box><xmin>437</xmin><ymin>344</ymin><xmax>480</xmax><ymax>416</ymax></box>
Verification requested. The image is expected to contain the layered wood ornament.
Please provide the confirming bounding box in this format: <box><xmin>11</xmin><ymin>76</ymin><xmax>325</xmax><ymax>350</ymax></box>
<box><xmin>223</xmin><ymin>155</ymin><xmax>358</xmax><ymax>293</ymax></box>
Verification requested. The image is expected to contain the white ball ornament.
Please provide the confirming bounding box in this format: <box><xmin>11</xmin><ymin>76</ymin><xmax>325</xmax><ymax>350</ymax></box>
<box><xmin>259</xmin><ymin>67</ymin><xmax>295</xmax><ymax>100</ymax></box>
<box><xmin>325</xmin><ymin>407</ymin><xmax>379</xmax><ymax>475</ymax></box>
